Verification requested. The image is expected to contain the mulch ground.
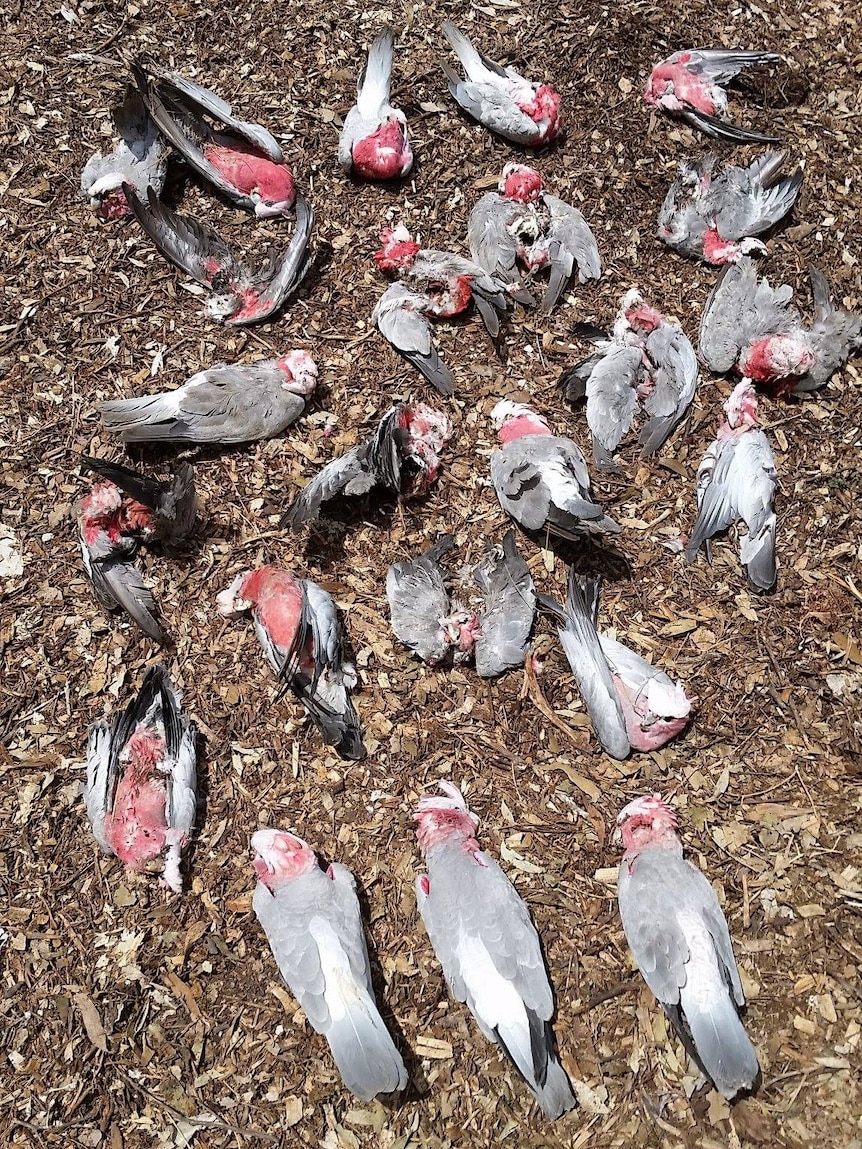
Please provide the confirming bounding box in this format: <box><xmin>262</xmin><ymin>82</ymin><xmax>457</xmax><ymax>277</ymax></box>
<box><xmin>1</xmin><ymin>0</ymin><xmax>860</xmax><ymax>1146</ymax></box>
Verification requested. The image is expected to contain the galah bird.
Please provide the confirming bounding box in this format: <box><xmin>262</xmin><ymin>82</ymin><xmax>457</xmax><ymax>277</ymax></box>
<box><xmin>440</xmin><ymin>21</ymin><xmax>562</xmax><ymax>146</ymax></box>
<box><xmin>217</xmin><ymin>565</ymin><xmax>365</xmax><ymax>760</ymax></box>
<box><xmin>560</xmin><ymin>290</ymin><xmax>699</xmax><ymax>465</ymax></box>
<box><xmin>286</xmin><ymin>402</ymin><xmax>452</xmax><ymax>529</ymax></box>
<box><xmin>644</xmin><ymin>49</ymin><xmax>781</xmax><ymax>144</ymax></box>
<box><xmin>373</xmin><ymin>225</ymin><xmax>529</xmax><ymax>395</ymax></box>
<box><xmin>84</xmin><ymin>664</ymin><xmax>197</xmax><ymax>892</ymax></box>
<box><xmin>252</xmin><ymin>829</ymin><xmax>407</xmax><ymax>1098</ymax></box>
<box><xmin>81</xmin><ymin>85</ymin><xmax>168</xmax><ymax>222</ymax></box>
<box><xmin>386</xmin><ymin>530</ymin><xmax>536</xmax><ymax>676</ymax></box>
<box><xmin>468</xmin><ymin>163</ymin><xmax>601</xmax><ymax>313</ymax></box>
<box><xmin>123</xmin><ymin>183</ymin><xmax>313</xmax><ymax>325</ymax></box>
<box><xmin>540</xmin><ymin>570</ymin><xmax>692</xmax><ymax>760</ymax></box>
<box><xmin>339</xmin><ymin>29</ymin><xmax>413</xmax><ymax>180</ymax></box>
<box><xmin>78</xmin><ymin>480</ymin><xmax>165</xmax><ymax>642</ymax></box>
<box><xmin>99</xmin><ymin>352</ymin><xmax>317</xmax><ymax>444</ymax></box>
<box><xmin>489</xmin><ymin>401</ymin><xmax>620</xmax><ymax>541</ymax></box>
<box><xmin>699</xmin><ymin>257</ymin><xmax>862</xmax><ymax>394</ymax></box>
<box><xmin>132</xmin><ymin>62</ymin><xmax>295</xmax><ymax>218</ymax></box>
<box><xmin>81</xmin><ymin>457</ymin><xmax>196</xmax><ymax>548</ymax></box>
<box><xmin>685</xmin><ymin>379</ymin><xmax>777</xmax><ymax>592</ymax></box>
<box><xmin>658</xmin><ymin>151</ymin><xmax>803</xmax><ymax>265</ymax></box>
<box><xmin>414</xmin><ymin>782</ymin><xmax>575</xmax><ymax>1119</ymax></box>
<box><xmin>615</xmin><ymin>794</ymin><xmax>760</xmax><ymax>1098</ymax></box>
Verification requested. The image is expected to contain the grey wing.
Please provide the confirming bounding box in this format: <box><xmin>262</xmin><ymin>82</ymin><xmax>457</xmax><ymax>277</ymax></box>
<box><xmin>228</xmin><ymin>194</ymin><xmax>314</xmax><ymax>327</ymax></box>
<box><xmin>685</xmin><ymin>436</ymin><xmax>744</xmax><ymax>558</ymax></box>
<box><xmin>124</xmin><ymin>183</ymin><xmax>235</xmax><ymax>287</ymax></box>
<box><xmin>165</xmin><ymin>721</ymin><xmax>197</xmax><ymax>839</ymax></box>
<box><xmin>84</xmin><ymin>721</ymin><xmax>117</xmax><ymax>853</ymax></box>
<box><xmin>687</xmin><ymin>48</ymin><xmax>781</xmax><ymax>85</ymax></box>
<box><xmin>715</xmin><ymin>152</ymin><xmax>802</xmax><ymax>238</ymax></box>
<box><xmin>160</xmin><ymin>72</ymin><xmax>283</xmax><ymax>160</ymax></box>
<box><xmin>286</xmin><ymin>445</ymin><xmax>368</xmax><ymax>528</ymax></box>
<box><xmin>639</xmin><ymin>325</ymin><xmax>699</xmax><ymax>457</ymax></box>
<box><xmin>98</xmin><ymin>556</ymin><xmax>165</xmax><ymax>642</ymax></box>
<box><xmin>585</xmin><ymin>343</ymin><xmax>641</xmax><ymax>453</ymax></box>
<box><xmin>474</xmin><ymin>531</ymin><xmax>536</xmax><ymax>677</ymax></box>
<box><xmin>541</xmin><ymin>193</ymin><xmax>601</xmax><ymax>312</ymax></box>
<box><xmin>699</xmin><ymin>258</ymin><xmax>757</xmax><ymax>371</ymax></box>
<box><xmin>490</xmin><ymin>442</ymin><xmax>550</xmax><ymax>531</ymax></box>
<box><xmin>253</xmin><ymin>882</ymin><xmax>332</xmax><ymax>1032</ymax></box>
<box><xmin>386</xmin><ymin>539</ymin><xmax>453</xmax><ymax>663</ymax></box>
<box><xmin>617</xmin><ymin>852</ymin><xmax>693</xmax><ymax>1006</ymax></box>
<box><xmin>802</xmin><ymin>269</ymin><xmax>862</xmax><ymax>388</ymax></box>
<box><xmin>467</xmin><ymin>194</ymin><xmax>519</xmax><ymax>281</ymax></box>
<box><xmin>325</xmin><ymin>863</ymin><xmax>376</xmax><ymax>995</ymax></box>
<box><xmin>373</xmin><ymin>284</ymin><xmax>454</xmax><ymax>395</ymax></box>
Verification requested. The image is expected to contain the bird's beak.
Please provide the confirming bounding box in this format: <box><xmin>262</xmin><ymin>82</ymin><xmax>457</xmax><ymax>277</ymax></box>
<box><xmin>611</xmin><ymin>826</ymin><xmax>622</xmax><ymax>845</ymax></box>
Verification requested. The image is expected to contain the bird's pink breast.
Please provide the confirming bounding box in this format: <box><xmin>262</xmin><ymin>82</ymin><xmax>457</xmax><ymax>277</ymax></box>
<box><xmin>646</xmin><ymin>63</ymin><xmax>716</xmax><ymax>114</ymax></box>
<box><xmin>108</xmin><ymin>772</ymin><xmax>168</xmax><ymax>870</ymax></box>
<box><xmin>205</xmin><ymin>143</ymin><xmax>294</xmax><ymax>206</ymax></box>
<box><xmin>247</xmin><ymin>570</ymin><xmax>304</xmax><ymax>650</ymax></box>
<box><xmin>352</xmin><ymin>122</ymin><xmax>410</xmax><ymax>180</ymax></box>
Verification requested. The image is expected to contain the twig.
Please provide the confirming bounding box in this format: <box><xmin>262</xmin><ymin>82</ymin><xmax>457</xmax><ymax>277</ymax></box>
<box><xmin>571</xmin><ymin>979</ymin><xmax>638</xmax><ymax>1016</ymax></box>
<box><xmin>523</xmin><ymin>654</ymin><xmax>583</xmax><ymax>748</ymax></box>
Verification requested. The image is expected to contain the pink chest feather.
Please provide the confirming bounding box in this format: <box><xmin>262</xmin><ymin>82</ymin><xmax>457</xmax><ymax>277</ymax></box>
<box><xmin>352</xmin><ymin>122</ymin><xmax>409</xmax><ymax>179</ymax></box>
<box><xmin>498</xmin><ymin>416</ymin><xmax>551</xmax><ymax>443</ymax></box>
<box><xmin>108</xmin><ymin>770</ymin><xmax>167</xmax><ymax>869</ymax></box>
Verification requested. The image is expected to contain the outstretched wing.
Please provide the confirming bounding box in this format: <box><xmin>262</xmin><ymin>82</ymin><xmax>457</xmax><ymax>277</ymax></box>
<box><xmin>541</xmin><ymin>193</ymin><xmax>601</xmax><ymax>312</ymax></box>
<box><xmin>123</xmin><ymin>182</ymin><xmax>235</xmax><ymax>287</ymax></box>
<box><xmin>373</xmin><ymin>284</ymin><xmax>454</xmax><ymax>395</ymax></box>
<box><xmin>474</xmin><ymin>531</ymin><xmax>536</xmax><ymax>677</ymax></box>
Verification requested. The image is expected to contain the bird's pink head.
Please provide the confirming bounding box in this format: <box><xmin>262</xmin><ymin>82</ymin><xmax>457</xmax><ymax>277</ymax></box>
<box><xmin>518</xmin><ymin>84</ymin><xmax>562</xmax><ymax>138</ymax></box>
<box><xmin>724</xmin><ymin>379</ymin><xmax>760</xmax><ymax>430</ymax></box>
<box><xmin>440</xmin><ymin>608</ymin><xmax>482</xmax><ymax>655</ymax></box>
<box><xmin>614</xmin><ymin>794</ymin><xmax>679</xmax><ymax>853</ymax></box>
<box><xmin>278</xmin><ymin>350</ymin><xmax>318</xmax><ymax>396</ymax></box>
<box><xmin>252</xmin><ymin>165</ymin><xmax>296</xmax><ymax>219</ymax></box>
<box><xmin>619</xmin><ymin>288</ymin><xmax>664</xmax><ymax>334</ymax></box>
<box><xmin>490</xmin><ymin>400</ymin><xmax>552</xmax><ymax>443</ymax></box>
<box><xmin>81</xmin><ymin>481</ymin><xmax>123</xmax><ymax>521</ymax></box>
<box><xmin>643</xmin><ymin>56</ymin><xmax>691</xmax><ymax>111</ymax></box>
<box><xmin>401</xmin><ymin>403</ymin><xmax>454</xmax><ymax>485</ymax></box>
<box><xmin>252</xmin><ymin>828</ymin><xmax>316</xmax><ymax>892</ymax></box>
<box><xmin>216</xmin><ymin>568</ymin><xmax>261</xmax><ymax>618</ymax></box>
<box><xmin>740</xmin><ymin>334</ymin><xmax>815</xmax><ymax>384</ymax></box>
<box><xmin>374</xmin><ymin>224</ymin><xmax>421</xmax><ymax>271</ymax></box>
<box><xmin>414</xmin><ymin>781</ymin><xmax>480</xmax><ymax>853</ymax></box>
<box><xmin>500</xmin><ymin>163</ymin><xmax>544</xmax><ymax>203</ymax></box>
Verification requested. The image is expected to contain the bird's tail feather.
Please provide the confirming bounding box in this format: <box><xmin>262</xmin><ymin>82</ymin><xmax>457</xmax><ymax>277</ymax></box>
<box><xmin>326</xmin><ymin>1001</ymin><xmax>407</xmax><ymax>1100</ymax></box>
<box><xmin>359</xmin><ymin>28</ymin><xmax>394</xmax><ymax>112</ymax></box>
<box><xmin>678</xmin><ymin>989</ymin><xmax>760</xmax><ymax>1099</ymax></box>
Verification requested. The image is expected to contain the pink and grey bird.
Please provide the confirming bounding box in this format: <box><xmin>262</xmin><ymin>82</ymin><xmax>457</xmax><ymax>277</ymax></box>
<box><xmin>685</xmin><ymin>380</ymin><xmax>777</xmax><ymax>592</ymax></box>
<box><xmin>84</xmin><ymin>664</ymin><xmax>197</xmax><ymax>892</ymax></box>
<box><xmin>99</xmin><ymin>352</ymin><xmax>317</xmax><ymax>444</ymax></box>
<box><xmin>339</xmin><ymin>29</ymin><xmax>413</xmax><ymax>180</ymax></box>
<box><xmin>252</xmin><ymin>828</ymin><xmax>407</xmax><ymax>1098</ymax></box>
<box><xmin>373</xmin><ymin>225</ymin><xmax>530</xmax><ymax>394</ymax></box>
<box><xmin>81</xmin><ymin>85</ymin><xmax>168</xmax><ymax>222</ymax></box>
<box><xmin>78</xmin><ymin>480</ymin><xmax>165</xmax><ymax>642</ymax></box>
<box><xmin>124</xmin><ymin>183</ymin><xmax>312</xmax><ymax>325</ymax></box>
<box><xmin>469</xmin><ymin>164</ymin><xmax>600</xmax><ymax>313</ymax></box>
<box><xmin>286</xmin><ymin>402</ymin><xmax>452</xmax><ymax>529</ymax></box>
<box><xmin>81</xmin><ymin>457</ymin><xmax>196</xmax><ymax>547</ymax></box>
<box><xmin>560</xmin><ymin>290</ymin><xmax>699</xmax><ymax>465</ymax></box>
<box><xmin>699</xmin><ymin>257</ymin><xmax>861</xmax><ymax>394</ymax></box>
<box><xmin>386</xmin><ymin>530</ymin><xmax>535</xmax><ymax>676</ymax></box>
<box><xmin>489</xmin><ymin>401</ymin><xmax>620</xmax><ymax>541</ymax></box>
<box><xmin>440</xmin><ymin>21</ymin><xmax>561</xmax><ymax>146</ymax></box>
<box><xmin>217</xmin><ymin>565</ymin><xmax>365</xmax><ymax>760</ymax></box>
<box><xmin>645</xmin><ymin>49</ymin><xmax>781</xmax><ymax>144</ymax></box>
<box><xmin>414</xmin><ymin>782</ymin><xmax>574</xmax><ymax>1119</ymax></box>
<box><xmin>658</xmin><ymin>151</ymin><xmax>802</xmax><ymax>265</ymax></box>
<box><xmin>615</xmin><ymin>795</ymin><xmax>760</xmax><ymax>1098</ymax></box>
<box><xmin>540</xmin><ymin>570</ymin><xmax>692</xmax><ymax>760</ymax></box>
<box><xmin>132</xmin><ymin>62</ymin><xmax>295</xmax><ymax>217</ymax></box>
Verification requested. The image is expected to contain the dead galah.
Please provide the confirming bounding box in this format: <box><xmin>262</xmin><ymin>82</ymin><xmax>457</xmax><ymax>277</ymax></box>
<box><xmin>286</xmin><ymin>402</ymin><xmax>452</xmax><ymax>529</ymax></box>
<box><xmin>373</xmin><ymin>225</ymin><xmax>530</xmax><ymax>394</ymax></box>
<box><xmin>81</xmin><ymin>85</ymin><xmax>168</xmax><ymax>222</ymax></box>
<box><xmin>124</xmin><ymin>183</ymin><xmax>312</xmax><ymax>326</ymax></box>
<box><xmin>658</xmin><ymin>151</ymin><xmax>803</xmax><ymax>265</ymax></box>
<box><xmin>217</xmin><ymin>565</ymin><xmax>365</xmax><ymax>760</ymax></box>
<box><xmin>252</xmin><ymin>829</ymin><xmax>407</xmax><ymax>1098</ymax></box>
<box><xmin>81</xmin><ymin>457</ymin><xmax>196</xmax><ymax>548</ymax></box>
<box><xmin>440</xmin><ymin>21</ymin><xmax>562</xmax><ymax>146</ymax></box>
<box><xmin>699</xmin><ymin>257</ymin><xmax>861</xmax><ymax>394</ymax></box>
<box><xmin>386</xmin><ymin>530</ymin><xmax>536</xmax><ymax>676</ymax></box>
<box><xmin>615</xmin><ymin>794</ymin><xmax>760</xmax><ymax>1098</ymax></box>
<box><xmin>469</xmin><ymin>163</ymin><xmax>600</xmax><ymax>313</ymax></box>
<box><xmin>78</xmin><ymin>480</ymin><xmax>165</xmax><ymax>642</ymax></box>
<box><xmin>99</xmin><ymin>352</ymin><xmax>317</xmax><ymax>444</ymax></box>
<box><xmin>540</xmin><ymin>570</ymin><xmax>692</xmax><ymax>759</ymax></box>
<box><xmin>489</xmin><ymin>400</ymin><xmax>620</xmax><ymax>541</ymax></box>
<box><xmin>560</xmin><ymin>289</ymin><xmax>699</xmax><ymax>464</ymax></box>
<box><xmin>132</xmin><ymin>62</ymin><xmax>295</xmax><ymax>217</ymax></box>
<box><xmin>644</xmin><ymin>49</ymin><xmax>781</xmax><ymax>144</ymax></box>
<box><xmin>685</xmin><ymin>379</ymin><xmax>777</xmax><ymax>592</ymax></box>
<box><xmin>414</xmin><ymin>782</ymin><xmax>574</xmax><ymax>1119</ymax></box>
<box><xmin>85</xmin><ymin>664</ymin><xmax>197</xmax><ymax>892</ymax></box>
<box><xmin>339</xmin><ymin>29</ymin><xmax>413</xmax><ymax>180</ymax></box>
